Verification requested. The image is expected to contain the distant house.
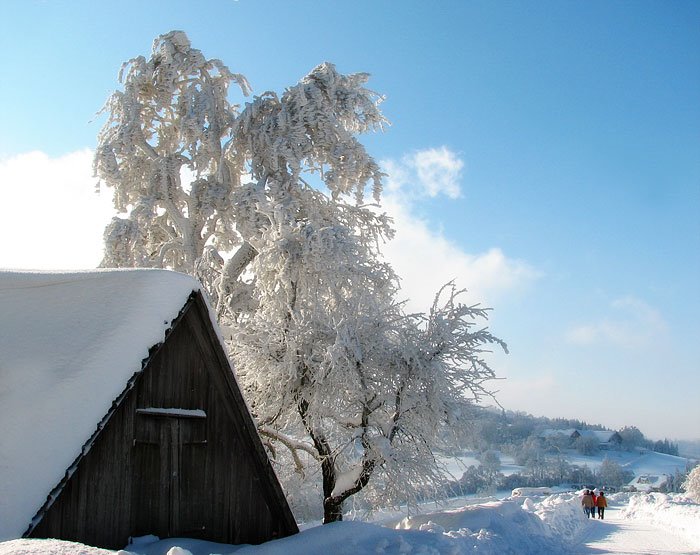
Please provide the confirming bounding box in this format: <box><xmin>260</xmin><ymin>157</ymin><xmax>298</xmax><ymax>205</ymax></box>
<box><xmin>576</xmin><ymin>430</ymin><xmax>623</xmax><ymax>449</ymax></box>
<box><xmin>0</xmin><ymin>270</ymin><xmax>298</xmax><ymax>549</ymax></box>
<box><xmin>626</xmin><ymin>473</ymin><xmax>672</xmax><ymax>493</ymax></box>
<box><xmin>538</xmin><ymin>429</ymin><xmax>622</xmax><ymax>450</ymax></box>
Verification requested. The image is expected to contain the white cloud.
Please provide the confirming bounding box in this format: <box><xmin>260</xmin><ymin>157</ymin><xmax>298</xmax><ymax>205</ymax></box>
<box><xmin>566</xmin><ymin>296</ymin><xmax>669</xmax><ymax>349</ymax></box>
<box><xmin>1</xmin><ymin>147</ymin><xmax>537</xmax><ymax>313</ymax></box>
<box><xmin>379</xmin><ymin>149</ymin><xmax>538</xmax><ymax>312</ymax></box>
<box><xmin>384</xmin><ymin>146</ymin><xmax>464</xmax><ymax>199</ymax></box>
<box><xmin>0</xmin><ymin>150</ymin><xmax>114</xmax><ymax>270</ymax></box>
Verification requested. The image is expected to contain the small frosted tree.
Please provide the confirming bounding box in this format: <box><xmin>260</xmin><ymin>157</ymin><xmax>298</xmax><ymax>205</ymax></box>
<box><xmin>575</xmin><ymin>435</ymin><xmax>599</xmax><ymax>456</ymax></box>
<box><xmin>478</xmin><ymin>450</ymin><xmax>502</xmax><ymax>486</ymax></box>
<box><xmin>551</xmin><ymin>455</ymin><xmax>572</xmax><ymax>483</ymax></box>
<box><xmin>683</xmin><ymin>465</ymin><xmax>700</xmax><ymax>502</ymax></box>
<box><xmin>235</xmin><ymin>250</ymin><xmax>506</xmax><ymax>522</ymax></box>
<box><xmin>597</xmin><ymin>458</ymin><xmax>633</xmax><ymax>488</ymax></box>
<box><xmin>618</xmin><ymin>426</ymin><xmax>645</xmax><ymax>451</ymax></box>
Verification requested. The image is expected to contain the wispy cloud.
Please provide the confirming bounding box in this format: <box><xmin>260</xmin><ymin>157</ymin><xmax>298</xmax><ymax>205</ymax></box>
<box><xmin>495</xmin><ymin>371</ymin><xmax>558</xmax><ymax>406</ymax></box>
<box><xmin>566</xmin><ymin>296</ymin><xmax>669</xmax><ymax>349</ymax></box>
<box><xmin>383</xmin><ymin>146</ymin><xmax>464</xmax><ymax>199</ymax></box>
<box><xmin>0</xmin><ymin>150</ymin><xmax>114</xmax><ymax>270</ymax></box>
<box><xmin>380</xmin><ymin>148</ymin><xmax>538</xmax><ymax>311</ymax></box>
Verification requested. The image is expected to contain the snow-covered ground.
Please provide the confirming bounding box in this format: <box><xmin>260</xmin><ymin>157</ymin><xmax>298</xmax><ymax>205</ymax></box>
<box><xmin>2</xmin><ymin>492</ymin><xmax>698</xmax><ymax>555</ymax></box>
<box><xmin>440</xmin><ymin>452</ymin><xmax>524</xmax><ymax>477</ymax></box>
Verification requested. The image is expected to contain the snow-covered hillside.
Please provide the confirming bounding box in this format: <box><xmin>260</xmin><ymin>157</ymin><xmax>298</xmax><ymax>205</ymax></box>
<box><xmin>445</xmin><ymin>447</ymin><xmax>693</xmax><ymax>486</ymax></box>
<box><xmin>564</xmin><ymin>448</ymin><xmax>692</xmax><ymax>477</ymax></box>
<box><xmin>2</xmin><ymin>492</ymin><xmax>698</xmax><ymax>554</ymax></box>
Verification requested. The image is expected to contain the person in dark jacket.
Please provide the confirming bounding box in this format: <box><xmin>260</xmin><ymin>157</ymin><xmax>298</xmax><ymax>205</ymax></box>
<box><xmin>596</xmin><ymin>491</ymin><xmax>608</xmax><ymax>519</ymax></box>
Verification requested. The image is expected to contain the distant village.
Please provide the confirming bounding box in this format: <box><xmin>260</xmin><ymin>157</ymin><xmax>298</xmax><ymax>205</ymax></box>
<box><xmin>439</xmin><ymin>408</ymin><xmax>693</xmax><ymax>499</ymax></box>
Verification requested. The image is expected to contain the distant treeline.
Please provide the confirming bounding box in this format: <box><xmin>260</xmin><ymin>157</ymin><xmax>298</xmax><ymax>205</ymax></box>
<box><xmin>466</xmin><ymin>407</ymin><xmax>679</xmax><ymax>456</ymax></box>
<box><xmin>650</xmin><ymin>438</ymin><xmax>680</xmax><ymax>456</ymax></box>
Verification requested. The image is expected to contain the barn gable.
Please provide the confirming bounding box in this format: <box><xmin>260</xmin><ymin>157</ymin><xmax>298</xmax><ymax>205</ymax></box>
<box><xmin>0</xmin><ymin>270</ymin><xmax>297</xmax><ymax>548</ymax></box>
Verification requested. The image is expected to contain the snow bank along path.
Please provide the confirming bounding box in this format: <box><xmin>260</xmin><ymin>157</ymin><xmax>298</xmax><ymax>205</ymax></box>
<box><xmin>0</xmin><ymin>492</ymin><xmax>698</xmax><ymax>554</ymax></box>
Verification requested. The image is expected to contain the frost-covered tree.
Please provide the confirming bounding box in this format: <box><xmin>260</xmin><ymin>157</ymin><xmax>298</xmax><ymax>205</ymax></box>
<box><xmin>95</xmin><ymin>31</ymin><xmax>252</xmax><ymax>302</ymax></box>
<box><xmin>597</xmin><ymin>458</ymin><xmax>633</xmax><ymax>488</ymax></box>
<box><xmin>478</xmin><ymin>450</ymin><xmax>501</xmax><ymax>485</ymax></box>
<box><xmin>618</xmin><ymin>426</ymin><xmax>645</xmax><ymax>451</ymax></box>
<box><xmin>95</xmin><ymin>31</ymin><xmax>506</xmax><ymax>522</ymax></box>
<box><xmin>575</xmin><ymin>435</ymin><xmax>599</xmax><ymax>456</ymax></box>
<box><xmin>95</xmin><ymin>30</ymin><xmax>385</xmax><ymax>319</ymax></box>
<box><xmin>516</xmin><ymin>437</ymin><xmax>548</xmax><ymax>482</ymax></box>
<box><xmin>550</xmin><ymin>455</ymin><xmax>572</xmax><ymax>483</ymax></box>
<box><xmin>682</xmin><ymin>465</ymin><xmax>700</xmax><ymax>503</ymax></box>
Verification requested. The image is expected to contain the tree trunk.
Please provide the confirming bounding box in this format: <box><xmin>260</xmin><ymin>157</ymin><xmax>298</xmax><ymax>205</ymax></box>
<box><xmin>323</xmin><ymin>496</ymin><xmax>344</xmax><ymax>523</ymax></box>
<box><xmin>321</xmin><ymin>457</ymin><xmax>376</xmax><ymax>524</ymax></box>
<box><xmin>296</xmin><ymin>385</ymin><xmax>342</xmax><ymax>524</ymax></box>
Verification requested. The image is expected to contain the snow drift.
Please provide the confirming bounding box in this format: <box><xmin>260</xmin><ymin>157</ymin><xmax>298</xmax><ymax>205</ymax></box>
<box><xmin>2</xmin><ymin>492</ymin><xmax>699</xmax><ymax>554</ymax></box>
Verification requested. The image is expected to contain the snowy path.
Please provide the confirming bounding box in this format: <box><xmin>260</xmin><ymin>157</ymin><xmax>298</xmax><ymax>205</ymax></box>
<box><xmin>574</xmin><ymin>506</ymin><xmax>700</xmax><ymax>555</ymax></box>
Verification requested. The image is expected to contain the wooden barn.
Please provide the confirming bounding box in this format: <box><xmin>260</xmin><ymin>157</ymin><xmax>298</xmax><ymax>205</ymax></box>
<box><xmin>0</xmin><ymin>269</ymin><xmax>298</xmax><ymax>549</ymax></box>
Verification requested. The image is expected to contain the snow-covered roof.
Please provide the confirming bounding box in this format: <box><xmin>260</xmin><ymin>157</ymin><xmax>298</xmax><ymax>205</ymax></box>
<box><xmin>628</xmin><ymin>474</ymin><xmax>672</xmax><ymax>492</ymax></box>
<box><xmin>0</xmin><ymin>269</ymin><xmax>203</xmax><ymax>540</ymax></box>
<box><xmin>539</xmin><ymin>428</ymin><xmax>578</xmax><ymax>439</ymax></box>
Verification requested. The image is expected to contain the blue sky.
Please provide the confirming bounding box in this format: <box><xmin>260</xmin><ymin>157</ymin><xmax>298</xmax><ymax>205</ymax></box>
<box><xmin>1</xmin><ymin>1</ymin><xmax>698</xmax><ymax>440</ymax></box>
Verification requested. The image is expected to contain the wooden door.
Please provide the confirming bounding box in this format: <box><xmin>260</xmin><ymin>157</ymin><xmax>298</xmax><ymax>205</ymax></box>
<box><xmin>131</xmin><ymin>409</ymin><xmax>208</xmax><ymax>539</ymax></box>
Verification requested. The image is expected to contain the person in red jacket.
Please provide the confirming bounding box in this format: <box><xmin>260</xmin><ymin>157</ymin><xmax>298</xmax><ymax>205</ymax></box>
<box><xmin>596</xmin><ymin>491</ymin><xmax>608</xmax><ymax>519</ymax></box>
